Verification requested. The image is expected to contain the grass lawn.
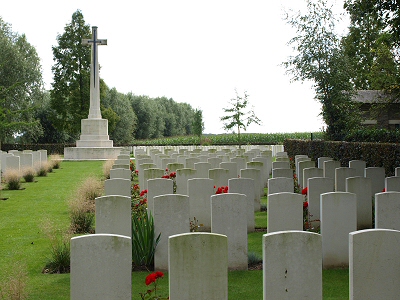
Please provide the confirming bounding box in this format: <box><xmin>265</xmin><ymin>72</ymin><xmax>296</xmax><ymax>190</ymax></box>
<box><xmin>0</xmin><ymin>161</ymin><xmax>348</xmax><ymax>299</ymax></box>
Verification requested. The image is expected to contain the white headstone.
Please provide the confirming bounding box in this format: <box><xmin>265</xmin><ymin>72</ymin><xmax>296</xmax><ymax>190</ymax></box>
<box><xmin>211</xmin><ymin>193</ymin><xmax>248</xmax><ymax>270</ymax></box>
<box><xmin>320</xmin><ymin>192</ymin><xmax>357</xmax><ymax>268</ymax></box>
<box><xmin>154</xmin><ymin>194</ymin><xmax>190</xmax><ymax>271</ymax></box>
<box><xmin>302</xmin><ymin>167</ymin><xmax>323</xmax><ymax>188</ymax></box>
<box><xmin>95</xmin><ymin>195</ymin><xmax>132</xmax><ymax>237</ymax></box>
<box><xmin>323</xmin><ymin>160</ymin><xmax>341</xmax><ymax>179</ymax></box>
<box><xmin>335</xmin><ymin>167</ymin><xmax>356</xmax><ymax>192</ymax></box>
<box><xmin>346</xmin><ymin>176</ymin><xmax>372</xmax><ymax>229</ymax></box>
<box><xmin>176</xmin><ymin>168</ymin><xmax>197</xmax><ymax>195</ymax></box>
<box><xmin>375</xmin><ymin>191</ymin><xmax>400</xmax><ymax>230</ymax></box>
<box><xmin>228</xmin><ymin>178</ymin><xmax>255</xmax><ymax>232</ymax></box>
<box><xmin>267</xmin><ymin>177</ymin><xmax>294</xmax><ymax>195</ymax></box>
<box><xmin>147</xmin><ymin>178</ymin><xmax>174</xmax><ymax>216</ymax></box>
<box><xmin>317</xmin><ymin>157</ymin><xmax>332</xmax><ymax>169</ymax></box>
<box><xmin>104</xmin><ymin>178</ymin><xmax>131</xmax><ymax>198</ymax></box>
<box><xmin>187</xmin><ymin>178</ymin><xmax>214</xmax><ymax>231</ymax></box>
<box><xmin>364</xmin><ymin>167</ymin><xmax>385</xmax><ymax>195</ymax></box>
<box><xmin>307</xmin><ymin>177</ymin><xmax>334</xmax><ymax>221</ymax></box>
<box><xmin>209</xmin><ymin>168</ymin><xmax>230</xmax><ymax>188</ymax></box>
<box><xmin>193</xmin><ymin>162</ymin><xmax>212</xmax><ymax>178</ymax></box>
<box><xmin>169</xmin><ymin>233</ymin><xmax>228</xmax><ymax>300</ymax></box>
<box><xmin>70</xmin><ymin>234</ymin><xmax>131</xmax><ymax>300</ymax></box>
<box><xmin>349</xmin><ymin>229</ymin><xmax>400</xmax><ymax>300</ymax></box>
<box><xmin>385</xmin><ymin>176</ymin><xmax>400</xmax><ymax>192</ymax></box>
<box><xmin>109</xmin><ymin>168</ymin><xmax>131</xmax><ymax>180</ymax></box>
<box><xmin>267</xmin><ymin>192</ymin><xmax>303</xmax><ymax>233</ymax></box>
<box><xmin>272</xmin><ymin>168</ymin><xmax>293</xmax><ymax>179</ymax></box>
<box><xmin>240</xmin><ymin>168</ymin><xmax>262</xmax><ymax>211</ymax></box>
<box><xmin>263</xmin><ymin>231</ymin><xmax>322</xmax><ymax>300</ymax></box>
<box><xmin>349</xmin><ymin>160</ymin><xmax>366</xmax><ymax>177</ymax></box>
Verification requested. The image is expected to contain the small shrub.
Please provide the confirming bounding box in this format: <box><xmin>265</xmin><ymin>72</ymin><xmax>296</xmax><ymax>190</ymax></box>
<box><xmin>0</xmin><ymin>262</ymin><xmax>28</xmax><ymax>300</ymax></box>
<box><xmin>103</xmin><ymin>159</ymin><xmax>115</xmax><ymax>179</ymax></box>
<box><xmin>49</xmin><ymin>154</ymin><xmax>62</xmax><ymax>169</ymax></box>
<box><xmin>3</xmin><ymin>169</ymin><xmax>21</xmax><ymax>190</ymax></box>
<box><xmin>75</xmin><ymin>177</ymin><xmax>103</xmax><ymax>211</ymax></box>
<box><xmin>68</xmin><ymin>177</ymin><xmax>102</xmax><ymax>233</ymax></box>
<box><xmin>69</xmin><ymin>198</ymin><xmax>95</xmax><ymax>234</ymax></box>
<box><xmin>42</xmin><ymin>220</ymin><xmax>71</xmax><ymax>274</ymax></box>
<box><xmin>21</xmin><ymin>167</ymin><xmax>35</xmax><ymax>182</ymax></box>
<box><xmin>248</xmin><ymin>251</ymin><xmax>262</xmax><ymax>266</ymax></box>
<box><xmin>36</xmin><ymin>162</ymin><xmax>49</xmax><ymax>177</ymax></box>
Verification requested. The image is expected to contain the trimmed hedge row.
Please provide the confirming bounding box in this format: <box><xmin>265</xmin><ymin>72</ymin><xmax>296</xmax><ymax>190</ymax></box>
<box><xmin>1</xmin><ymin>143</ymin><xmax>74</xmax><ymax>154</ymax></box>
<box><xmin>283</xmin><ymin>139</ymin><xmax>400</xmax><ymax>176</ymax></box>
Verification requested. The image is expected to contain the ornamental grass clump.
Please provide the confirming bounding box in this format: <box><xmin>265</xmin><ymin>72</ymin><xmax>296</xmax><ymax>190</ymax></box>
<box><xmin>3</xmin><ymin>169</ymin><xmax>21</xmax><ymax>190</ymax></box>
<box><xmin>21</xmin><ymin>167</ymin><xmax>35</xmax><ymax>182</ymax></box>
<box><xmin>49</xmin><ymin>154</ymin><xmax>62</xmax><ymax>169</ymax></box>
<box><xmin>36</xmin><ymin>161</ymin><xmax>50</xmax><ymax>177</ymax></box>
<box><xmin>68</xmin><ymin>177</ymin><xmax>102</xmax><ymax>233</ymax></box>
<box><xmin>102</xmin><ymin>159</ymin><xmax>115</xmax><ymax>179</ymax></box>
<box><xmin>42</xmin><ymin>219</ymin><xmax>71</xmax><ymax>274</ymax></box>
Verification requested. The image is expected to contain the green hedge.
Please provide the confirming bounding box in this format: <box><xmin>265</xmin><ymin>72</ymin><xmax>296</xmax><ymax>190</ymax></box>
<box><xmin>284</xmin><ymin>139</ymin><xmax>400</xmax><ymax>176</ymax></box>
<box><xmin>1</xmin><ymin>143</ymin><xmax>74</xmax><ymax>154</ymax></box>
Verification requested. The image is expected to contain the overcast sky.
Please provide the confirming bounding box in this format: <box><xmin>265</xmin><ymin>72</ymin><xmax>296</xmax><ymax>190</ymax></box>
<box><xmin>2</xmin><ymin>0</ymin><xmax>348</xmax><ymax>134</ymax></box>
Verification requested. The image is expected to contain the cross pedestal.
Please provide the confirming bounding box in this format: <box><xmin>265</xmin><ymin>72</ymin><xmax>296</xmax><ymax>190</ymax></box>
<box><xmin>64</xmin><ymin>26</ymin><xmax>121</xmax><ymax>160</ymax></box>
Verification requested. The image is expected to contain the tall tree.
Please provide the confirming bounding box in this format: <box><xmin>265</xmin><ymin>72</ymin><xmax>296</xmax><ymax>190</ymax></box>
<box><xmin>342</xmin><ymin>0</ymin><xmax>385</xmax><ymax>89</ymax></box>
<box><xmin>192</xmin><ymin>108</ymin><xmax>204</xmax><ymax>139</ymax></box>
<box><xmin>103</xmin><ymin>87</ymin><xmax>137</xmax><ymax>144</ymax></box>
<box><xmin>283</xmin><ymin>0</ymin><xmax>360</xmax><ymax>140</ymax></box>
<box><xmin>220</xmin><ymin>89</ymin><xmax>261</xmax><ymax>148</ymax></box>
<box><xmin>50</xmin><ymin>10</ymin><xmax>91</xmax><ymax>139</ymax></box>
<box><xmin>0</xmin><ymin>18</ymin><xmax>44</xmax><ymax>144</ymax></box>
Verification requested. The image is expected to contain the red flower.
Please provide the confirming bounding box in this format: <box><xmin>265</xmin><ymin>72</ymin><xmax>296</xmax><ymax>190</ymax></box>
<box><xmin>224</xmin><ymin>186</ymin><xmax>229</xmax><ymax>193</ymax></box>
<box><xmin>301</xmin><ymin>187</ymin><xmax>308</xmax><ymax>195</ymax></box>
<box><xmin>216</xmin><ymin>187</ymin><xmax>223</xmax><ymax>194</ymax></box>
<box><xmin>145</xmin><ymin>273</ymin><xmax>157</xmax><ymax>285</ymax></box>
<box><xmin>214</xmin><ymin>185</ymin><xmax>216</xmax><ymax>189</ymax></box>
<box><xmin>140</xmin><ymin>189</ymin><xmax>148</xmax><ymax>197</ymax></box>
<box><xmin>145</xmin><ymin>271</ymin><xmax>164</xmax><ymax>285</ymax></box>
<box><xmin>161</xmin><ymin>175</ymin><xmax>170</xmax><ymax>179</ymax></box>
<box><xmin>303</xmin><ymin>201</ymin><xmax>308</xmax><ymax>209</ymax></box>
<box><xmin>135</xmin><ymin>170</ymin><xmax>139</xmax><ymax>174</ymax></box>
<box><xmin>382</xmin><ymin>188</ymin><xmax>387</xmax><ymax>192</ymax></box>
<box><xmin>169</xmin><ymin>172</ymin><xmax>176</xmax><ymax>178</ymax></box>
<box><xmin>165</xmin><ymin>168</ymin><xmax>169</xmax><ymax>172</ymax></box>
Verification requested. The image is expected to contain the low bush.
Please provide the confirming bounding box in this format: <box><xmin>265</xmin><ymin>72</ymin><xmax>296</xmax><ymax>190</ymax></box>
<box><xmin>49</xmin><ymin>154</ymin><xmax>62</xmax><ymax>169</ymax></box>
<box><xmin>102</xmin><ymin>159</ymin><xmax>115</xmax><ymax>179</ymax></box>
<box><xmin>36</xmin><ymin>162</ymin><xmax>49</xmax><ymax>177</ymax></box>
<box><xmin>68</xmin><ymin>177</ymin><xmax>102</xmax><ymax>234</ymax></box>
<box><xmin>21</xmin><ymin>167</ymin><xmax>35</xmax><ymax>182</ymax></box>
<box><xmin>3</xmin><ymin>169</ymin><xmax>21</xmax><ymax>190</ymax></box>
<box><xmin>42</xmin><ymin>220</ymin><xmax>71</xmax><ymax>274</ymax></box>
<box><xmin>68</xmin><ymin>198</ymin><xmax>95</xmax><ymax>234</ymax></box>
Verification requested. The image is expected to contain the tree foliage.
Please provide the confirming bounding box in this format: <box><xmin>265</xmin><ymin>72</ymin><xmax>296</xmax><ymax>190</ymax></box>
<box><xmin>220</xmin><ymin>89</ymin><xmax>261</xmax><ymax>148</ymax></box>
<box><xmin>283</xmin><ymin>0</ymin><xmax>360</xmax><ymax>140</ymax></box>
<box><xmin>192</xmin><ymin>108</ymin><xmax>204</xmax><ymax>138</ymax></box>
<box><xmin>0</xmin><ymin>17</ymin><xmax>44</xmax><ymax>144</ymax></box>
<box><xmin>50</xmin><ymin>10</ymin><xmax>92</xmax><ymax>139</ymax></box>
<box><xmin>102</xmin><ymin>87</ymin><xmax>137</xmax><ymax>144</ymax></box>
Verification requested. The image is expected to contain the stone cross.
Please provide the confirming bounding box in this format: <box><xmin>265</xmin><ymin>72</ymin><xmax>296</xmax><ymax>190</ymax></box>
<box><xmin>82</xmin><ymin>26</ymin><xmax>107</xmax><ymax>119</ymax></box>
